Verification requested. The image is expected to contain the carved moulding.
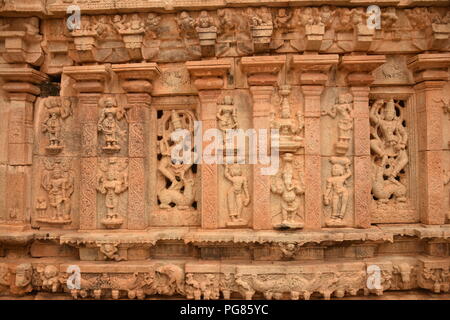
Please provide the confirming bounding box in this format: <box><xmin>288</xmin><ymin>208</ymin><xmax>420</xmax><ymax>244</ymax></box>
<box><xmin>58</xmin><ymin>263</ymin><xmax>185</xmax><ymax>300</ymax></box>
<box><xmin>0</xmin><ymin>17</ymin><xmax>43</xmax><ymax>66</ymax></box>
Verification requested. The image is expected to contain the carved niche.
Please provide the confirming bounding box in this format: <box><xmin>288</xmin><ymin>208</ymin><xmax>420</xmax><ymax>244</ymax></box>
<box><xmin>370</xmin><ymin>99</ymin><xmax>415</xmax><ymax>222</ymax></box>
<box><xmin>156</xmin><ymin>109</ymin><xmax>197</xmax><ymax>212</ymax></box>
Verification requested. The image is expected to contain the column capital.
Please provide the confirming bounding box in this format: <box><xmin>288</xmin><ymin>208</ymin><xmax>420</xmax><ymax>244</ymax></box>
<box><xmin>292</xmin><ymin>54</ymin><xmax>339</xmax><ymax>86</ymax></box>
<box><xmin>0</xmin><ymin>67</ymin><xmax>48</xmax><ymax>101</ymax></box>
<box><xmin>186</xmin><ymin>59</ymin><xmax>232</xmax><ymax>91</ymax></box>
<box><xmin>112</xmin><ymin>63</ymin><xmax>161</xmax><ymax>94</ymax></box>
<box><xmin>241</xmin><ymin>55</ymin><xmax>286</xmax><ymax>86</ymax></box>
<box><xmin>340</xmin><ymin>55</ymin><xmax>386</xmax><ymax>86</ymax></box>
<box><xmin>63</xmin><ymin>65</ymin><xmax>111</xmax><ymax>94</ymax></box>
<box><xmin>408</xmin><ymin>53</ymin><xmax>450</xmax><ymax>84</ymax></box>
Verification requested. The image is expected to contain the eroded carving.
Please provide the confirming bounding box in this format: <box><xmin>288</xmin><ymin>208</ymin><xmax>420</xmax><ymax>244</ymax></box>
<box><xmin>37</xmin><ymin>158</ymin><xmax>75</xmax><ymax>225</ymax></box>
<box><xmin>97</xmin><ymin>158</ymin><xmax>129</xmax><ymax>229</ymax></box>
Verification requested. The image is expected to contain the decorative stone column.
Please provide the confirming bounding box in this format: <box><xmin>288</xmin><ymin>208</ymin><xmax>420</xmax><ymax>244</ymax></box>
<box><xmin>186</xmin><ymin>59</ymin><xmax>232</xmax><ymax>229</ymax></box>
<box><xmin>408</xmin><ymin>53</ymin><xmax>450</xmax><ymax>225</ymax></box>
<box><xmin>241</xmin><ymin>56</ymin><xmax>286</xmax><ymax>230</ymax></box>
<box><xmin>341</xmin><ymin>55</ymin><xmax>386</xmax><ymax>229</ymax></box>
<box><xmin>0</xmin><ymin>67</ymin><xmax>48</xmax><ymax>227</ymax></box>
<box><xmin>112</xmin><ymin>63</ymin><xmax>161</xmax><ymax>230</ymax></box>
<box><xmin>63</xmin><ymin>65</ymin><xmax>110</xmax><ymax>230</ymax></box>
<box><xmin>291</xmin><ymin>55</ymin><xmax>339</xmax><ymax>230</ymax></box>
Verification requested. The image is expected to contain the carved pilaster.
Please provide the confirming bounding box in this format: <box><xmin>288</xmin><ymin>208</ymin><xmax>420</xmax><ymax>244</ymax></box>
<box><xmin>186</xmin><ymin>59</ymin><xmax>232</xmax><ymax>229</ymax></box>
<box><xmin>408</xmin><ymin>53</ymin><xmax>450</xmax><ymax>225</ymax></box>
<box><xmin>112</xmin><ymin>63</ymin><xmax>161</xmax><ymax>230</ymax></box>
<box><xmin>0</xmin><ymin>67</ymin><xmax>48</xmax><ymax>227</ymax></box>
<box><xmin>63</xmin><ymin>66</ymin><xmax>110</xmax><ymax>230</ymax></box>
<box><xmin>292</xmin><ymin>55</ymin><xmax>339</xmax><ymax>230</ymax></box>
<box><xmin>341</xmin><ymin>55</ymin><xmax>386</xmax><ymax>229</ymax></box>
<box><xmin>242</xmin><ymin>56</ymin><xmax>286</xmax><ymax>230</ymax></box>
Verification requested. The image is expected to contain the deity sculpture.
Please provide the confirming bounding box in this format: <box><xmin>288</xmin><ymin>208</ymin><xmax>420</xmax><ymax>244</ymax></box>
<box><xmin>370</xmin><ymin>99</ymin><xmax>409</xmax><ymax>205</ymax></box>
<box><xmin>126</xmin><ymin>14</ymin><xmax>145</xmax><ymax>32</ymax></box>
<box><xmin>176</xmin><ymin>11</ymin><xmax>196</xmax><ymax>38</ymax></box>
<box><xmin>145</xmin><ymin>13</ymin><xmax>161</xmax><ymax>39</ymax></box>
<box><xmin>322</xmin><ymin>93</ymin><xmax>354</xmax><ymax>155</ymax></box>
<box><xmin>224</xmin><ymin>164</ymin><xmax>250</xmax><ymax>227</ymax></box>
<box><xmin>98</xmin><ymin>243</ymin><xmax>125</xmax><ymax>261</ymax></box>
<box><xmin>274</xmin><ymin>8</ymin><xmax>293</xmax><ymax>32</ymax></box>
<box><xmin>38</xmin><ymin>158</ymin><xmax>74</xmax><ymax>224</ymax></box>
<box><xmin>323</xmin><ymin>157</ymin><xmax>352</xmax><ymax>227</ymax></box>
<box><xmin>217</xmin><ymin>96</ymin><xmax>238</xmax><ymax>132</ymax></box>
<box><xmin>271</xmin><ymin>85</ymin><xmax>304</xmax><ymax>153</ymax></box>
<box><xmin>217</xmin><ymin>95</ymin><xmax>239</xmax><ymax>152</ymax></box>
<box><xmin>157</xmin><ymin>110</ymin><xmax>196</xmax><ymax>210</ymax></box>
<box><xmin>271</xmin><ymin>153</ymin><xmax>305</xmax><ymax>229</ymax></box>
<box><xmin>97</xmin><ymin>96</ymin><xmax>129</xmax><ymax>153</ymax></box>
<box><xmin>41</xmin><ymin>265</ymin><xmax>60</xmax><ymax>293</ymax></box>
<box><xmin>196</xmin><ymin>10</ymin><xmax>215</xmax><ymax>29</ymax></box>
<box><xmin>97</xmin><ymin>158</ymin><xmax>129</xmax><ymax>229</ymax></box>
<box><xmin>41</xmin><ymin>97</ymin><xmax>72</xmax><ymax>154</ymax></box>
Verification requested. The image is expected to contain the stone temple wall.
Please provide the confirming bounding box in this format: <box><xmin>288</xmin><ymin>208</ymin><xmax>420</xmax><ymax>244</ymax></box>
<box><xmin>0</xmin><ymin>0</ymin><xmax>449</xmax><ymax>300</ymax></box>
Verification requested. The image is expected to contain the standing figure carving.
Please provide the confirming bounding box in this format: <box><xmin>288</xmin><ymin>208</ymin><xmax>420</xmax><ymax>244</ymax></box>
<box><xmin>224</xmin><ymin>164</ymin><xmax>250</xmax><ymax>227</ymax></box>
<box><xmin>322</xmin><ymin>93</ymin><xmax>354</xmax><ymax>155</ymax></box>
<box><xmin>97</xmin><ymin>158</ymin><xmax>129</xmax><ymax>229</ymax></box>
<box><xmin>41</xmin><ymin>97</ymin><xmax>72</xmax><ymax>154</ymax></box>
<box><xmin>323</xmin><ymin>157</ymin><xmax>352</xmax><ymax>227</ymax></box>
<box><xmin>97</xmin><ymin>96</ymin><xmax>129</xmax><ymax>154</ymax></box>
<box><xmin>38</xmin><ymin>158</ymin><xmax>75</xmax><ymax>224</ymax></box>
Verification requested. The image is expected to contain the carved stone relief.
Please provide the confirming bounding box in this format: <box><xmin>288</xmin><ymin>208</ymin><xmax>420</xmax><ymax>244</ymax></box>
<box><xmin>370</xmin><ymin>99</ymin><xmax>409</xmax><ymax>212</ymax></box>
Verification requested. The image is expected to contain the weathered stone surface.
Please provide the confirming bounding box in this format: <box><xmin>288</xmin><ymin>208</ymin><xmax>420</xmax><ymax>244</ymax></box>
<box><xmin>0</xmin><ymin>0</ymin><xmax>449</xmax><ymax>300</ymax></box>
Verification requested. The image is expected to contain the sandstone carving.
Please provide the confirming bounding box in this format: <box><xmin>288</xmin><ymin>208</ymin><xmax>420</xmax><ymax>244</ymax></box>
<box><xmin>97</xmin><ymin>158</ymin><xmax>129</xmax><ymax>229</ymax></box>
<box><xmin>271</xmin><ymin>153</ymin><xmax>305</xmax><ymax>230</ymax></box>
<box><xmin>370</xmin><ymin>99</ymin><xmax>409</xmax><ymax>208</ymax></box>
<box><xmin>97</xmin><ymin>96</ymin><xmax>129</xmax><ymax>154</ymax></box>
<box><xmin>324</xmin><ymin>157</ymin><xmax>352</xmax><ymax>227</ymax></box>
<box><xmin>0</xmin><ymin>0</ymin><xmax>448</xmax><ymax>302</ymax></box>
<box><xmin>157</xmin><ymin>110</ymin><xmax>196</xmax><ymax>211</ymax></box>
<box><xmin>41</xmin><ymin>97</ymin><xmax>72</xmax><ymax>154</ymax></box>
<box><xmin>224</xmin><ymin>164</ymin><xmax>250</xmax><ymax>227</ymax></box>
<box><xmin>322</xmin><ymin>93</ymin><xmax>353</xmax><ymax>155</ymax></box>
<box><xmin>37</xmin><ymin>158</ymin><xmax>75</xmax><ymax>224</ymax></box>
